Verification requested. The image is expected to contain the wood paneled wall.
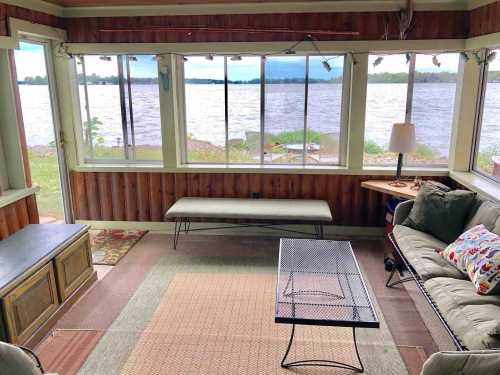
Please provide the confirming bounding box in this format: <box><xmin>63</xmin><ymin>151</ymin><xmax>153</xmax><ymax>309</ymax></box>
<box><xmin>0</xmin><ymin>3</ymin><xmax>65</xmax><ymax>36</ymax></box>
<box><xmin>70</xmin><ymin>171</ymin><xmax>449</xmax><ymax>227</ymax></box>
<box><xmin>66</xmin><ymin>11</ymin><xmax>468</xmax><ymax>43</ymax></box>
<box><xmin>469</xmin><ymin>0</ymin><xmax>500</xmax><ymax>38</ymax></box>
<box><xmin>2</xmin><ymin>1</ymin><xmax>500</xmax><ymax>41</ymax></box>
<box><xmin>0</xmin><ymin>195</ymin><xmax>39</xmax><ymax>240</ymax></box>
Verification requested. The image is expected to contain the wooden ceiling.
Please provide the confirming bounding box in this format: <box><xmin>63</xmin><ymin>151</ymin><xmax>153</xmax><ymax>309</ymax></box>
<box><xmin>44</xmin><ymin>0</ymin><xmax>339</xmax><ymax>6</ymax></box>
<box><xmin>39</xmin><ymin>0</ymin><xmax>475</xmax><ymax>7</ymax></box>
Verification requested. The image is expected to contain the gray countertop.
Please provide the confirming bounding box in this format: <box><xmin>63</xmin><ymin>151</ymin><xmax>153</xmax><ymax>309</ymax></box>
<box><xmin>0</xmin><ymin>224</ymin><xmax>88</xmax><ymax>293</ymax></box>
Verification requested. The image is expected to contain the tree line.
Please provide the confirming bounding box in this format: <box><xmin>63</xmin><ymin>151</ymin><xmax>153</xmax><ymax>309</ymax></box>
<box><xmin>19</xmin><ymin>71</ymin><xmax>500</xmax><ymax>85</ymax></box>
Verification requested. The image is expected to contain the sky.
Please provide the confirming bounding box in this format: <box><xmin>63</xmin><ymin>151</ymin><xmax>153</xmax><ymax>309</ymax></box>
<box><xmin>15</xmin><ymin>42</ymin><xmax>158</xmax><ymax>79</ymax></box>
<box><xmin>13</xmin><ymin>41</ymin><xmax>500</xmax><ymax>81</ymax></box>
<box><xmin>183</xmin><ymin>55</ymin><xmax>345</xmax><ymax>80</ymax></box>
<box><xmin>368</xmin><ymin>53</ymin><xmax>460</xmax><ymax>74</ymax></box>
<box><xmin>14</xmin><ymin>42</ymin><xmax>48</xmax><ymax>79</ymax></box>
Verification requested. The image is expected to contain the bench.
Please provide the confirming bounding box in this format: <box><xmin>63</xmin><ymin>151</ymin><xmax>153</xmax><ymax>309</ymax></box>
<box><xmin>165</xmin><ymin>197</ymin><xmax>333</xmax><ymax>249</ymax></box>
<box><xmin>0</xmin><ymin>224</ymin><xmax>96</xmax><ymax>346</ymax></box>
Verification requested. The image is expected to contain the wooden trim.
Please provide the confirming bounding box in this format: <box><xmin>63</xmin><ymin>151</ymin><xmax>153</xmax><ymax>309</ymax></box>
<box><xmin>0</xmin><ymin>3</ymin><xmax>65</xmax><ymax>37</ymax></box>
<box><xmin>0</xmin><ymin>193</ymin><xmax>39</xmax><ymax>240</ymax></box>
<box><xmin>65</xmin><ymin>11</ymin><xmax>469</xmax><ymax>43</ymax></box>
<box><xmin>469</xmin><ymin>0</ymin><xmax>500</xmax><ymax>37</ymax></box>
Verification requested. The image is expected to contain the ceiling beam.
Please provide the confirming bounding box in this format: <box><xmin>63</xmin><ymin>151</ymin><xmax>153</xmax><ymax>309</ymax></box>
<box><xmin>1</xmin><ymin>0</ymin><xmax>498</xmax><ymax>19</ymax></box>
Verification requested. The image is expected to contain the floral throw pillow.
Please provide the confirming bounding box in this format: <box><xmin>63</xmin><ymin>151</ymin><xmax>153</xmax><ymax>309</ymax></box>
<box><xmin>440</xmin><ymin>224</ymin><xmax>500</xmax><ymax>295</ymax></box>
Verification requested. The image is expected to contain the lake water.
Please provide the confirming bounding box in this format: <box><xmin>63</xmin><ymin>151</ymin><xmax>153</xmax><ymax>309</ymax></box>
<box><xmin>19</xmin><ymin>83</ymin><xmax>500</xmax><ymax>156</ymax></box>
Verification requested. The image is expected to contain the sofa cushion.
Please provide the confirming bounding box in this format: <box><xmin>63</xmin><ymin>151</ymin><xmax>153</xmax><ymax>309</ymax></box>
<box><xmin>421</xmin><ymin>350</ymin><xmax>500</xmax><ymax>375</ymax></box>
<box><xmin>465</xmin><ymin>200</ymin><xmax>500</xmax><ymax>233</ymax></box>
<box><xmin>401</xmin><ymin>183</ymin><xmax>476</xmax><ymax>243</ymax></box>
<box><xmin>424</xmin><ymin>277</ymin><xmax>500</xmax><ymax>349</ymax></box>
<box><xmin>393</xmin><ymin>225</ymin><xmax>467</xmax><ymax>281</ymax></box>
<box><xmin>458</xmin><ymin>226</ymin><xmax>500</xmax><ymax>295</ymax></box>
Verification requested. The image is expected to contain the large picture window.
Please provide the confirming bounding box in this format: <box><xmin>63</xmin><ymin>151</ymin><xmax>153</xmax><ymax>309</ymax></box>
<box><xmin>364</xmin><ymin>53</ymin><xmax>459</xmax><ymax>167</ymax></box>
<box><xmin>76</xmin><ymin>54</ymin><xmax>162</xmax><ymax>162</ymax></box>
<box><xmin>182</xmin><ymin>54</ymin><xmax>346</xmax><ymax>165</ymax></box>
<box><xmin>474</xmin><ymin>49</ymin><xmax>500</xmax><ymax>183</ymax></box>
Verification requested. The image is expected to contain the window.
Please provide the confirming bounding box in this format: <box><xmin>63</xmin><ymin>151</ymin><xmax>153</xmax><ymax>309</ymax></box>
<box><xmin>474</xmin><ymin>49</ymin><xmax>500</xmax><ymax>183</ymax></box>
<box><xmin>364</xmin><ymin>53</ymin><xmax>459</xmax><ymax>167</ymax></box>
<box><xmin>76</xmin><ymin>54</ymin><xmax>162</xmax><ymax>162</ymax></box>
<box><xmin>182</xmin><ymin>54</ymin><xmax>346</xmax><ymax>165</ymax></box>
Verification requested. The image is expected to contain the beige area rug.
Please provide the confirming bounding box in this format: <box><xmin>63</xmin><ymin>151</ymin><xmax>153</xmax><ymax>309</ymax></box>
<box><xmin>120</xmin><ymin>272</ymin><xmax>408</xmax><ymax>375</ymax></box>
<box><xmin>90</xmin><ymin>229</ymin><xmax>147</xmax><ymax>265</ymax></box>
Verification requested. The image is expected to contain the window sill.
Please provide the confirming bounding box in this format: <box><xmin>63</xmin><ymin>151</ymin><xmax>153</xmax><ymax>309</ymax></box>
<box><xmin>73</xmin><ymin>162</ymin><xmax>451</xmax><ymax>175</ymax></box>
<box><xmin>449</xmin><ymin>171</ymin><xmax>500</xmax><ymax>202</ymax></box>
<box><xmin>0</xmin><ymin>186</ymin><xmax>40</xmax><ymax>209</ymax></box>
<box><xmin>362</xmin><ymin>166</ymin><xmax>449</xmax><ymax>176</ymax></box>
<box><xmin>74</xmin><ymin>163</ymin><xmax>165</xmax><ymax>173</ymax></box>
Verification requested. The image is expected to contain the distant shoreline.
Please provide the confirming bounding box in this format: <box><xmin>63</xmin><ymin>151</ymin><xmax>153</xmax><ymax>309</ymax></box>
<box><xmin>18</xmin><ymin>71</ymin><xmax>500</xmax><ymax>85</ymax></box>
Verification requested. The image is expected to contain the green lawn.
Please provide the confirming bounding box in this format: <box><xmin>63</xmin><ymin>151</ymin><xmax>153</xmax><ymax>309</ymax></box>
<box><xmin>29</xmin><ymin>147</ymin><xmax>64</xmax><ymax>219</ymax></box>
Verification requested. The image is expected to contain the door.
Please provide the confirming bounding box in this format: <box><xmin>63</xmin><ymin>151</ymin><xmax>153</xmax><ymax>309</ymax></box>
<box><xmin>13</xmin><ymin>40</ymin><xmax>72</xmax><ymax>223</ymax></box>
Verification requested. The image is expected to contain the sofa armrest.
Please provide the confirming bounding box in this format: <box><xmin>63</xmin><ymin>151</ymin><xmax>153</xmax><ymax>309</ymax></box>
<box><xmin>421</xmin><ymin>350</ymin><xmax>500</xmax><ymax>375</ymax></box>
<box><xmin>393</xmin><ymin>200</ymin><xmax>414</xmax><ymax>225</ymax></box>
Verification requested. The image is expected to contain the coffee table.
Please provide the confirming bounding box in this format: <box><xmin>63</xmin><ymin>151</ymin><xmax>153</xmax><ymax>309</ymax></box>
<box><xmin>275</xmin><ymin>238</ymin><xmax>379</xmax><ymax>372</ymax></box>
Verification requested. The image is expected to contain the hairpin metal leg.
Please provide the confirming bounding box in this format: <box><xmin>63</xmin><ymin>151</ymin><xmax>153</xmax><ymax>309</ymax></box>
<box><xmin>280</xmin><ymin>325</ymin><xmax>364</xmax><ymax>372</ymax></box>
<box><xmin>173</xmin><ymin>218</ymin><xmax>184</xmax><ymax>250</ymax></box>
<box><xmin>386</xmin><ymin>269</ymin><xmax>413</xmax><ymax>288</ymax></box>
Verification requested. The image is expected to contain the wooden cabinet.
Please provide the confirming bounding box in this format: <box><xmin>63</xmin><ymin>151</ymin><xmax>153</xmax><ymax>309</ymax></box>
<box><xmin>0</xmin><ymin>224</ymin><xmax>96</xmax><ymax>346</ymax></box>
<box><xmin>54</xmin><ymin>233</ymin><xmax>93</xmax><ymax>302</ymax></box>
<box><xmin>2</xmin><ymin>262</ymin><xmax>59</xmax><ymax>344</ymax></box>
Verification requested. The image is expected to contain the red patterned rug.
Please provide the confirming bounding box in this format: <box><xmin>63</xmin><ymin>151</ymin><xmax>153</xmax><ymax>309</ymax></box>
<box><xmin>90</xmin><ymin>229</ymin><xmax>147</xmax><ymax>265</ymax></box>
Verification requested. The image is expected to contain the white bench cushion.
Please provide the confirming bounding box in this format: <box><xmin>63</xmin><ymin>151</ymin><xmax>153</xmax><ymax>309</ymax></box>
<box><xmin>165</xmin><ymin>197</ymin><xmax>332</xmax><ymax>222</ymax></box>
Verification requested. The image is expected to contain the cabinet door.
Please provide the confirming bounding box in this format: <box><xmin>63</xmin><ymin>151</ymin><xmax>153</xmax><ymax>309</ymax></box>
<box><xmin>54</xmin><ymin>233</ymin><xmax>93</xmax><ymax>302</ymax></box>
<box><xmin>2</xmin><ymin>262</ymin><xmax>59</xmax><ymax>344</ymax></box>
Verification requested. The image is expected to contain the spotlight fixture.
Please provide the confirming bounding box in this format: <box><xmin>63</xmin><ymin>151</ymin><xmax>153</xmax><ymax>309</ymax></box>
<box><xmin>322</xmin><ymin>60</ymin><xmax>332</xmax><ymax>72</ymax></box>
<box><xmin>432</xmin><ymin>55</ymin><xmax>441</xmax><ymax>68</ymax></box>
<box><xmin>128</xmin><ymin>56</ymin><xmax>138</xmax><ymax>61</ymax></box>
<box><xmin>284</xmin><ymin>49</ymin><xmax>296</xmax><ymax>55</ymax></box>
<box><xmin>183</xmin><ymin>56</ymin><xmax>188</xmax><ymax>62</ymax></box>
<box><xmin>349</xmin><ymin>53</ymin><xmax>358</xmax><ymax>66</ymax></box>
<box><xmin>405</xmin><ymin>52</ymin><xmax>412</xmax><ymax>64</ymax></box>
<box><xmin>460</xmin><ymin>51</ymin><xmax>470</xmax><ymax>62</ymax></box>
<box><xmin>486</xmin><ymin>51</ymin><xmax>497</xmax><ymax>63</ymax></box>
<box><xmin>151</xmin><ymin>55</ymin><xmax>158</xmax><ymax>61</ymax></box>
<box><xmin>205</xmin><ymin>54</ymin><xmax>214</xmax><ymax>60</ymax></box>
<box><xmin>230</xmin><ymin>55</ymin><xmax>242</xmax><ymax>61</ymax></box>
<box><xmin>99</xmin><ymin>56</ymin><xmax>112</xmax><ymax>61</ymax></box>
<box><xmin>373</xmin><ymin>56</ymin><xmax>383</xmax><ymax>67</ymax></box>
<box><xmin>473</xmin><ymin>51</ymin><xmax>482</xmax><ymax>64</ymax></box>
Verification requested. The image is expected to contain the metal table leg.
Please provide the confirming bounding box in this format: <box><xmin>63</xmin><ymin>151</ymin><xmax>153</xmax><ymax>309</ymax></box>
<box><xmin>280</xmin><ymin>324</ymin><xmax>364</xmax><ymax>372</ymax></box>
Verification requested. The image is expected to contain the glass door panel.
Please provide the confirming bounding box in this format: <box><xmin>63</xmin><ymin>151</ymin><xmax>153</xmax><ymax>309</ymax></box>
<box><xmin>14</xmin><ymin>40</ymin><xmax>67</xmax><ymax>222</ymax></box>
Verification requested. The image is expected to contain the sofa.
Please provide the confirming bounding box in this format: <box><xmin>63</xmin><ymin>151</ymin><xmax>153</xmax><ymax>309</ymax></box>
<box><xmin>391</xmin><ymin>196</ymin><xmax>500</xmax><ymax>374</ymax></box>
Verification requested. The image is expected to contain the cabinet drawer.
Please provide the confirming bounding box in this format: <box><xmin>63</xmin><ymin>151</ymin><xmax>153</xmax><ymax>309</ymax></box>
<box><xmin>2</xmin><ymin>262</ymin><xmax>59</xmax><ymax>344</ymax></box>
<box><xmin>54</xmin><ymin>233</ymin><xmax>93</xmax><ymax>302</ymax></box>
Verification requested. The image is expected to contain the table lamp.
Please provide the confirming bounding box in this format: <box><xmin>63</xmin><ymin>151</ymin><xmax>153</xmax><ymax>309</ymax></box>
<box><xmin>388</xmin><ymin>122</ymin><xmax>416</xmax><ymax>187</ymax></box>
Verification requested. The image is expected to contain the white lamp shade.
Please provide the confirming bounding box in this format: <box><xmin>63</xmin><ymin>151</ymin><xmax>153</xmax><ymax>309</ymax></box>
<box><xmin>389</xmin><ymin>123</ymin><xmax>416</xmax><ymax>153</ymax></box>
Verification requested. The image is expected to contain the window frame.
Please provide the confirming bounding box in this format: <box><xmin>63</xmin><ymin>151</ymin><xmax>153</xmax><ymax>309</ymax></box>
<box><xmin>364</xmin><ymin>51</ymin><xmax>461</xmax><ymax>168</ymax></box>
<box><xmin>471</xmin><ymin>47</ymin><xmax>500</xmax><ymax>184</ymax></box>
<box><xmin>179</xmin><ymin>53</ymin><xmax>350</xmax><ymax>167</ymax></box>
<box><xmin>74</xmin><ymin>53</ymin><xmax>163</xmax><ymax>165</ymax></box>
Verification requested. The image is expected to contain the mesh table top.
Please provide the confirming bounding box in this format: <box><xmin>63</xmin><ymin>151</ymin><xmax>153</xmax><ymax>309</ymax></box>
<box><xmin>275</xmin><ymin>239</ymin><xmax>379</xmax><ymax>328</ymax></box>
